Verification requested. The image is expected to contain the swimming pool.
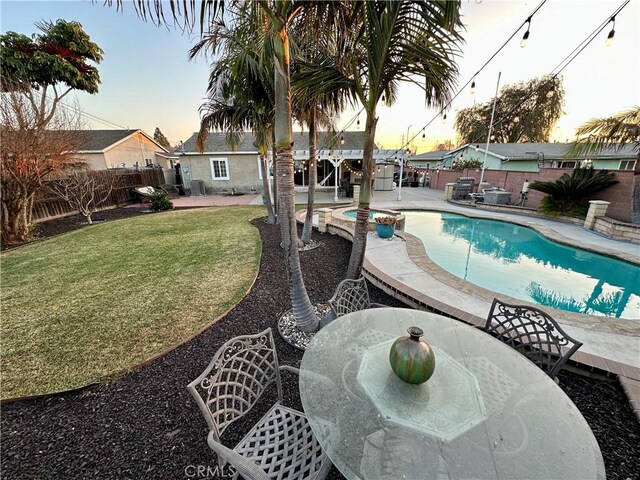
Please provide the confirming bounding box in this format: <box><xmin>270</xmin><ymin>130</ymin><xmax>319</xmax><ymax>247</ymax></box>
<box><xmin>403</xmin><ymin>211</ymin><xmax>640</xmax><ymax>319</ymax></box>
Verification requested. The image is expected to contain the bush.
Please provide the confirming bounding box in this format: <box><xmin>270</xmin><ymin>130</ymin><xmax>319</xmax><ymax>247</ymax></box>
<box><xmin>529</xmin><ymin>168</ymin><xmax>618</xmax><ymax>216</ymax></box>
<box><xmin>149</xmin><ymin>191</ymin><xmax>173</xmax><ymax>211</ymax></box>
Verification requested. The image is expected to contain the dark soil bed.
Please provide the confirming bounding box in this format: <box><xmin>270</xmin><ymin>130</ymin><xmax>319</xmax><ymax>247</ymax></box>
<box><xmin>1</xmin><ymin>208</ymin><xmax>639</xmax><ymax>479</ymax></box>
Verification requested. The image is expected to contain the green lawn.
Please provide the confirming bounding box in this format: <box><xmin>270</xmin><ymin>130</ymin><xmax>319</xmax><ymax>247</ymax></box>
<box><xmin>0</xmin><ymin>206</ymin><xmax>263</xmax><ymax>399</ymax></box>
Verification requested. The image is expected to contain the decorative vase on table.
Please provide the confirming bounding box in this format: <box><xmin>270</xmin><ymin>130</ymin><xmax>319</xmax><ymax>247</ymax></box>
<box><xmin>389</xmin><ymin>327</ymin><xmax>436</xmax><ymax>384</ymax></box>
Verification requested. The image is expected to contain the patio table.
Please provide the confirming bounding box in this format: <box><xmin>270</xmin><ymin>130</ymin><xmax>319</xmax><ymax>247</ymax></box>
<box><xmin>299</xmin><ymin>307</ymin><xmax>605</xmax><ymax>480</ymax></box>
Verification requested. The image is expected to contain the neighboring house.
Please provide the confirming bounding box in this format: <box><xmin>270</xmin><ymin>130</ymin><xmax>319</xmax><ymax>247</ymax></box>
<box><xmin>177</xmin><ymin>131</ymin><xmax>403</xmax><ymax>194</ymax></box>
<box><xmin>428</xmin><ymin>143</ymin><xmax>637</xmax><ymax>172</ymax></box>
<box><xmin>71</xmin><ymin>129</ymin><xmax>172</xmax><ymax>170</ymax></box>
<box><xmin>410</xmin><ymin>150</ymin><xmax>451</xmax><ymax>169</ymax></box>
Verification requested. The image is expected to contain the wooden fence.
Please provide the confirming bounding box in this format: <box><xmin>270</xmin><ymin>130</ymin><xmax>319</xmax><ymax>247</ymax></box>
<box><xmin>33</xmin><ymin>168</ymin><xmax>165</xmax><ymax>221</ymax></box>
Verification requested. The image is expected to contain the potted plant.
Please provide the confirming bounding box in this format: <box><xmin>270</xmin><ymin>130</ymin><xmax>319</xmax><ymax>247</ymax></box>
<box><xmin>375</xmin><ymin>215</ymin><xmax>396</xmax><ymax>239</ymax></box>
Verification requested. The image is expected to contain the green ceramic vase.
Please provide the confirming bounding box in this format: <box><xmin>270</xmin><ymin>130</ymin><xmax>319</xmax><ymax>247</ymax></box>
<box><xmin>389</xmin><ymin>327</ymin><xmax>436</xmax><ymax>384</ymax></box>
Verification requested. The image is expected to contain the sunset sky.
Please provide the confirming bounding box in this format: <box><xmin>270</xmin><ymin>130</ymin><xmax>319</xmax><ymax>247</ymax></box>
<box><xmin>1</xmin><ymin>0</ymin><xmax>638</xmax><ymax>153</ymax></box>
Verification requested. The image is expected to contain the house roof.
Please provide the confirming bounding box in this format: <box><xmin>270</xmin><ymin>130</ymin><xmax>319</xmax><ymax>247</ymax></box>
<box><xmin>70</xmin><ymin>129</ymin><xmax>168</xmax><ymax>153</ymax></box>
<box><xmin>181</xmin><ymin>131</ymin><xmax>376</xmax><ymax>153</ymax></box>
<box><xmin>411</xmin><ymin>150</ymin><xmax>450</xmax><ymax>161</ymax></box>
<box><xmin>445</xmin><ymin>142</ymin><xmax>637</xmax><ymax>161</ymax></box>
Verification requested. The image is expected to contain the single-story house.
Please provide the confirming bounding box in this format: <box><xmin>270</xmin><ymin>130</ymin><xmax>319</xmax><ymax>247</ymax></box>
<box><xmin>429</xmin><ymin>143</ymin><xmax>637</xmax><ymax>172</ymax></box>
<box><xmin>177</xmin><ymin>131</ymin><xmax>405</xmax><ymax>194</ymax></box>
<box><xmin>71</xmin><ymin>129</ymin><xmax>173</xmax><ymax>170</ymax></box>
<box><xmin>410</xmin><ymin>150</ymin><xmax>451</xmax><ymax>169</ymax></box>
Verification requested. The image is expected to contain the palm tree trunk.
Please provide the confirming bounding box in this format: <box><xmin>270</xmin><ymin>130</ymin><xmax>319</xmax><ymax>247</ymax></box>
<box><xmin>259</xmin><ymin>152</ymin><xmax>276</xmax><ymax>224</ymax></box>
<box><xmin>271</xmin><ymin>129</ymin><xmax>279</xmax><ymax>222</ymax></box>
<box><xmin>347</xmin><ymin>113</ymin><xmax>378</xmax><ymax>279</ymax></box>
<box><xmin>301</xmin><ymin>105</ymin><xmax>317</xmax><ymax>243</ymax></box>
<box><xmin>273</xmin><ymin>19</ymin><xmax>318</xmax><ymax>332</ymax></box>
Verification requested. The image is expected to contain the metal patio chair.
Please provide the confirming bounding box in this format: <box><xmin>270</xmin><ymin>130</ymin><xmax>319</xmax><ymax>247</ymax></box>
<box><xmin>187</xmin><ymin>328</ymin><xmax>332</xmax><ymax>480</ymax></box>
<box><xmin>484</xmin><ymin>298</ymin><xmax>583</xmax><ymax>381</ymax></box>
<box><xmin>320</xmin><ymin>277</ymin><xmax>385</xmax><ymax>328</ymax></box>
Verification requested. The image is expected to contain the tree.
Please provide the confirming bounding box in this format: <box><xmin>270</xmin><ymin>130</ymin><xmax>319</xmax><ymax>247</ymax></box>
<box><xmin>528</xmin><ymin>167</ymin><xmax>619</xmax><ymax>217</ymax></box>
<box><xmin>47</xmin><ymin>169</ymin><xmax>119</xmax><ymax>224</ymax></box>
<box><xmin>455</xmin><ymin>74</ymin><xmax>564</xmax><ymax>144</ymax></box>
<box><xmin>566</xmin><ymin>106</ymin><xmax>640</xmax><ymax>224</ymax></box>
<box><xmin>296</xmin><ymin>1</ymin><xmax>464</xmax><ymax>279</ymax></box>
<box><xmin>434</xmin><ymin>139</ymin><xmax>455</xmax><ymax>151</ymax></box>
<box><xmin>153</xmin><ymin>127</ymin><xmax>171</xmax><ymax>149</ymax></box>
<box><xmin>0</xmin><ymin>19</ymin><xmax>103</xmax><ymax>243</ymax></box>
<box><xmin>566</xmin><ymin>106</ymin><xmax>640</xmax><ymax>157</ymax></box>
<box><xmin>191</xmin><ymin>10</ymin><xmax>278</xmax><ymax>225</ymax></box>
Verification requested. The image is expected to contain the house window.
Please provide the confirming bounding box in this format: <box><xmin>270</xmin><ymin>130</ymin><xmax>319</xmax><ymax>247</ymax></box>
<box><xmin>210</xmin><ymin>158</ymin><xmax>230</xmax><ymax>180</ymax></box>
<box><xmin>558</xmin><ymin>161</ymin><xmax>576</xmax><ymax>169</ymax></box>
<box><xmin>620</xmin><ymin>160</ymin><xmax>636</xmax><ymax>170</ymax></box>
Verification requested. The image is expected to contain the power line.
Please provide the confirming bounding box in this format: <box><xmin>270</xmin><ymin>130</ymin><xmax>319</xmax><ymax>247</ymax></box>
<box><xmin>397</xmin><ymin>0</ymin><xmax>631</xmax><ymax>168</ymax></box>
<box><xmin>379</xmin><ymin>0</ymin><xmax>550</xmax><ymax>163</ymax></box>
<box><xmin>462</xmin><ymin>0</ymin><xmax>631</xmax><ymax>151</ymax></box>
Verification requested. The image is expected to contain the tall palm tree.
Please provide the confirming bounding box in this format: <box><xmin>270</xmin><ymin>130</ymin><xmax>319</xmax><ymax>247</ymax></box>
<box><xmin>191</xmin><ymin>13</ymin><xmax>277</xmax><ymax>224</ymax></box>
<box><xmin>298</xmin><ymin>1</ymin><xmax>464</xmax><ymax>278</ymax></box>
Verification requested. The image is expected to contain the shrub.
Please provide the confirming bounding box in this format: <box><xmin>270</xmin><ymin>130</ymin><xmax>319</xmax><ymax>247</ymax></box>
<box><xmin>149</xmin><ymin>190</ymin><xmax>173</xmax><ymax>211</ymax></box>
<box><xmin>375</xmin><ymin>215</ymin><xmax>396</xmax><ymax>226</ymax></box>
<box><xmin>528</xmin><ymin>168</ymin><xmax>618</xmax><ymax>217</ymax></box>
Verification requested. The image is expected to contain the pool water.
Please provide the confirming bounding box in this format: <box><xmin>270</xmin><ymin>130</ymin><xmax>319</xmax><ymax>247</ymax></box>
<box><xmin>343</xmin><ymin>209</ymin><xmax>389</xmax><ymax>219</ymax></box>
<box><xmin>403</xmin><ymin>211</ymin><xmax>640</xmax><ymax>319</ymax></box>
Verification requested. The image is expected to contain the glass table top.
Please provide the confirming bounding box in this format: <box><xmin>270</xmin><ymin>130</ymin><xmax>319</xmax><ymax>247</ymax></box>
<box><xmin>299</xmin><ymin>308</ymin><xmax>605</xmax><ymax>480</ymax></box>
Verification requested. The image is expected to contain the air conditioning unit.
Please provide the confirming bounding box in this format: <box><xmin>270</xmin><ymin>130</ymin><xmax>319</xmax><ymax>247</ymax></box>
<box><xmin>190</xmin><ymin>180</ymin><xmax>206</xmax><ymax>196</ymax></box>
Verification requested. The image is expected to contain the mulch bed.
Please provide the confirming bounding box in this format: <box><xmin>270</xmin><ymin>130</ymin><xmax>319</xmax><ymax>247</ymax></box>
<box><xmin>1</xmin><ymin>208</ymin><xmax>639</xmax><ymax>479</ymax></box>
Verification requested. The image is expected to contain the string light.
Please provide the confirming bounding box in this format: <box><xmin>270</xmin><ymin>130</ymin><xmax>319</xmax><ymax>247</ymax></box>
<box><xmin>470</xmin><ymin>79</ymin><xmax>476</xmax><ymax>94</ymax></box>
<box><xmin>606</xmin><ymin>16</ymin><xmax>615</xmax><ymax>46</ymax></box>
<box><xmin>520</xmin><ymin>17</ymin><xmax>531</xmax><ymax>48</ymax></box>
<box><xmin>357</xmin><ymin>117</ymin><xmax>360</xmax><ymax>127</ymax></box>
<box><xmin>513</xmin><ymin>116</ymin><xmax>520</xmax><ymax>123</ymax></box>
<box><xmin>340</xmin><ymin>134</ymin><xmax>345</xmax><ymax>145</ymax></box>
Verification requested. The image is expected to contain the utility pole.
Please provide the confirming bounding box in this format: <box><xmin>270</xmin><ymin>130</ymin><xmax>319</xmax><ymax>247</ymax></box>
<box><xmin>398</xmin><ymin>125</ymin><xmax>411</xmax><ymax>201</ymax></box>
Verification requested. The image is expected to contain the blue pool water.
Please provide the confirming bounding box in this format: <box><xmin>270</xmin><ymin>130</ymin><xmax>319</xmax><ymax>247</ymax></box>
<box><xmin>343</xmin><ymin>209</ymin><xmax>389</xmax><ymax>219</ymax></box>
<box><xmin>403</xmin><ymin>211</ymin><xmax>640</xmax><ymax>319</ymax></box>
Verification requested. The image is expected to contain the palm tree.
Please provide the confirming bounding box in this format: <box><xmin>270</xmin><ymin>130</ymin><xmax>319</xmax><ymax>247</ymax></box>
<box><xmin>299</xmin><ymin>1</ymin><xmax>464</xmax><ymax>278</ymax></box>
<box><xmin>292</xmin><ymin>36</ymin><xmax>353</xmax><ymax>244</ymax></box>
<box><xmin>190</xmin><ymin>14</ymin><xmax>277</xmax><ymax>224</ymax></box>
<box><xmin>567</xmin><ymin>106</ymin><xmax>640</xmax><ymax>223</ymax></box>
<box><xmin>567</xmin><ymin>106</ymin><xmax>640</xmax><ymax>158</ymax></box>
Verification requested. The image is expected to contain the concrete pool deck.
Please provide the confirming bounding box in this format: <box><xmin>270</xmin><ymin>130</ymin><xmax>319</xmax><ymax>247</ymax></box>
<box><xmin>296</xmin><ymin>187</ymin><xmax>640</xmax><ymax>376</ymax></box>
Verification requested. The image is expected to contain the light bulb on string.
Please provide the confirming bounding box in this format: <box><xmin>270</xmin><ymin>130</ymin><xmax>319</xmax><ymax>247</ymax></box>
<box><xmin>470</xmin><ymin>79</ymin><xmax>476</xmax><ymax>94</ymax></box>
<box><xmin>606</xmin><ymin>17</ymin><xmax>615</xmax><ymax>47</ymax></box>
<box><xmin>520</xmin><ymin>17</ymin><xmax>531</xmax><ymax>48</ymax></box>
<box><xmin>513</xmin><ymin>116</ymin><xmax>520</xmax><ymax>124</ymax></box>
<box><xmin>357</xmin><ymin>117</ymin><xmax>360</xmax><ymax>127</ymax></box>
<box><xmin>340</xmin><ymin>134</ymin><xmax>345</xmax><ymax>145</ymax></box>
<box><xmin>422</xmin><ymin>131</ymin><xmax>425</xmax><ymax>140</ymax></box>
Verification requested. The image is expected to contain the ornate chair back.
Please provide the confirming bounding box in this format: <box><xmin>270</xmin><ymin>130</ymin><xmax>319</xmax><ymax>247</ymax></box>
<box><xmin>485</xmin><ymin>298</ymin><xmax>583</xmax><ymax>379</ymax></box>
<box><xmin>328</xmin><ymin>277</ymin><xmax>372</xmax><ymax>318</ymax></box>
<box><xmin>187</xmin><ymin>328</ymin><xmax>283</xmax><ymax>442</ymax></box>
